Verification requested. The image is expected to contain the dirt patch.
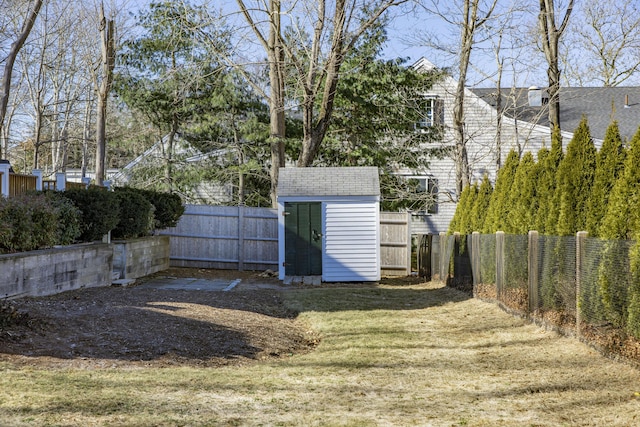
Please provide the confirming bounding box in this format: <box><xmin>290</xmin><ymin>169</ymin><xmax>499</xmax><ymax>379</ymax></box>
<box><xmin>0</xmin><ymin>268</ymin><xmax>319</xmax><ymax>369</ymax></box>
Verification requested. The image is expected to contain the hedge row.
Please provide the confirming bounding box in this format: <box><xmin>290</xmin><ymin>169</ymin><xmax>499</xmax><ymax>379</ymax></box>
<box><xmin>449</xmin><ymin>118</ymin><xmax>640</xmax><ymax>339</ymax></box>
<box><xmin>0</xmin><ymin>187</ymin><xmax>184</xmax><ymax>254</ymax></box>
<box><xmin>449</xmin><ymin>118</ymin><xmax>633</xmax><ymax>238</ymax></box>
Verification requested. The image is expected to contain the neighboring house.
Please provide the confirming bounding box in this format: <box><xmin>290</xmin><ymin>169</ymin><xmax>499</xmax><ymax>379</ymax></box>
<box><xmin>410</xmin><ymin>57</ymin><xmax>640</xmax><ymax>235</ymax></box>
<box><xmin>111</xmin><ymin>134</ymin><xmax>234</xmax><ymax>204</ymax></box>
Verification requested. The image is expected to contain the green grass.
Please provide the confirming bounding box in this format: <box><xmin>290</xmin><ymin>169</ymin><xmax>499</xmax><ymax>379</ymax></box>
<box><xmin>2</xmin><ymin>281</ymin><xmax>640</xmax><ymax>426</ymax></box>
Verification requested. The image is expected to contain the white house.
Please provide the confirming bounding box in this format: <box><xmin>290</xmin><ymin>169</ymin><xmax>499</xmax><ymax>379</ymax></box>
<box><xmin>410</xmin><ymin>57</ymin><xmax>640</xmax><ymax>235</ymax></box>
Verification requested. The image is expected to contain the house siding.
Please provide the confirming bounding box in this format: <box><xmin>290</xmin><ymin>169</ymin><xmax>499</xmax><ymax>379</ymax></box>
<box><xmin>414</xmin><ymin>61</ymin><xmax>577</xmax><ymax>235</ymax></box>
<box><xmin>323</xmin><ymin>201</ymin><xmax>380</xmax><ymax>282</ymax></box>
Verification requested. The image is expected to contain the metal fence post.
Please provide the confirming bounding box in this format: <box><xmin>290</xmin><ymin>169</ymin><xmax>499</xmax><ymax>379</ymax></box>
<box><xmin>576</xmin><ymin>231</ymin><xmax>588</xmax><ymax>338</ymax></box>
<box><xmin>496</xmin><ymin>231</ymin><xmax>505</xmax><ymax>301</ymax></box>
<box><xmin>528</xmin><ymin>230</ymin><xmax>539</xmax><ymax>314</ymax></box>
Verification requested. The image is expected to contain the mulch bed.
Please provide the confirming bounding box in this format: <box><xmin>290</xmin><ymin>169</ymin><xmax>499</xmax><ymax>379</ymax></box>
<box><xmin>0</xmin><ymin>268</ymin><xmax>319</xmax><ymax>369</ymax></box>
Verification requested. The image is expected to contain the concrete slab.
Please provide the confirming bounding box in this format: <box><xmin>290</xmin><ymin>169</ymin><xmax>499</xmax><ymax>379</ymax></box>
<box><xmin>137</xmin><ymin>277</ymin><xmax>234</xmax><ymax>291</ymax></box>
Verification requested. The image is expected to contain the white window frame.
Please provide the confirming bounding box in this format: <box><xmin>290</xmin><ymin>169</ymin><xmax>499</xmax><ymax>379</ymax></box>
<box><xmin>415</xmin><ymin>96</ymin><xmax>444</xmax><ymax>131</ymax></box>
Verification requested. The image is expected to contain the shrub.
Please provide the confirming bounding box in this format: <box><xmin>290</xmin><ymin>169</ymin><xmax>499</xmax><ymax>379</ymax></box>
<box><xmin>0</xmin><ymin>194</ymin><xmax>59</xmax><ymax>252</ymax></box>
<box><xmin>61</xmin><ymin>187</ymin><xmax>120</xmax><ymax>242</ymax></box>
<box><xmin>133</xmin><ymin>188</ymin><xmax>184</xmax><ymax>229</ymax></box>
<box><xmin>112</xmin><ymin>187</ymin><xmax>154</xmax><ymax>239</ymax></box>
<box><xmin>555</xmin><ymin>117</ymin><xmax>597</xmax><ymax>236</ymax></box>
<box><xmin>42</xmin><ymin>191</ymin><xmax>82</xmax><ymax>245</ymax></box>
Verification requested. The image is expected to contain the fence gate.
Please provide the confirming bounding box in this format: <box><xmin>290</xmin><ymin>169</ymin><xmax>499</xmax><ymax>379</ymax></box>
<box><xmin>380</xmin><ymin>212</ymin><xmax>411</xmax><ymax>276</ymax></box>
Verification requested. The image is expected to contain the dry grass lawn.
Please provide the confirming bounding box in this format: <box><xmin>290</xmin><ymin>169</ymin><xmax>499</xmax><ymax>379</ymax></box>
<box><xmin>1</xmin><ymin>279</ymin><xmax>640</xmax><ymax>426</ymax></box>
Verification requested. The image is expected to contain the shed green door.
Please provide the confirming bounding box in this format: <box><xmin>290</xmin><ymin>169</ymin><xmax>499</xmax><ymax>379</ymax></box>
<box><xmin>284</xmin><ymin>202</ymin><xmax>322</xmax><ymax>276</ymax></box>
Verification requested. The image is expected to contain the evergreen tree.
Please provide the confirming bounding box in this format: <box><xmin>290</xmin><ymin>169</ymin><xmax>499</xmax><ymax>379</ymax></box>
<box><xmin>586</xmin><ymin>121</ymin><xmax>626</xmax><ymax>237</ymax></box>
<box><xmin>505</xmin><ymin>152</ymin><xmax>537</xmax><ymax>234</ymax></box>
<box><xmin>595</xmin><ymin>126</ymin><xmax>640</xmax><ymax>332</ymax></box>
<box><xmin>448</xmin><ymin>183</ymin><xmax>477</xmax><ymax>234</ymax></box>
<box><xmin>459</xmin><ymin>183</ymin><xmax>479</xmax><ymax>235</ymax></box>
<box><xmin>599</xmin><ymin>126</ymin><xmax>640</xmax><ymax>239</ymax></box>
<box><xmin>627</xmin><ymin>235</ymin><xmax>640</xmax><ymax>339</ymax></box>
<box><xmin>469</xmin><ymin>175</ymin><xmax>493</xmax><ymax>232</ymax></box>
<box><xmin>554</xmin><ymin>117</ymin><xmax>597</xmax><ymax>236</ymax></box>
<box><xmin>540</xmin><ymin>127</ymin><xmax>564</xmax><ymax>234</ymax></box>
<box><xmin>482</xmin><ymin>149</ymin><xmax>519</xmax><ymax>233</ymax></box>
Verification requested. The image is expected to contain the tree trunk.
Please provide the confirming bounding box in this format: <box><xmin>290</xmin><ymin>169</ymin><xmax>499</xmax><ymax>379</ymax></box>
<box><xmin>165</xmin><ymin>128</ymin><xmax>175</xmax><ymax>193</ymax></box>
<box><xmin>297</xmin><ymin>0</ymin><xmax>345</xmax><ymax>167</ymax></box>
<box><xmin>81</xmin><ymin>100</ymin><xmax>92</xmax><ymax>178</ymax></box>
<box><xmin>95</xmin><ymin>4</ymin><xmax>115</xmax><ymax>186</ymax></box>
<box><xmin>538</xmin><ymin>0</ymin><xmax>574</xmax><ymax>133</ymax></box>
<box><xmin>267</xmin><ymin>0</ymin><xmax>285</xmax><ymax>208</ymax></box>
<box><xmin>0</xmin><ymin>0</ymin><xmax>43</xmax><ymax>159</ymax></box>
<box><xmin>452</xmin><ymin>1</ymin><xmax>475</xmax><ymax>195</ymax></box>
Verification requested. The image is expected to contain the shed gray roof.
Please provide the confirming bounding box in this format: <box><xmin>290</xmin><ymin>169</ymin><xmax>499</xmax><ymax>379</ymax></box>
<box><xmin>470</xmin><ymin>86</ymin><xmax>640</xmax><ymax>142</ymax></box>
<box><xmin>277</xmin><ymin>167</ymin><xmax>380</xmax><ymax>197</ymax></box>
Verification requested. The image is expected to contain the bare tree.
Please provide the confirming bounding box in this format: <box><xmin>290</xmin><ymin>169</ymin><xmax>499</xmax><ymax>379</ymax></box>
<box><xmin>233</xmin><ymin>0</ymin><xmax>408</xmax><ymax>206</ymax></box>
<box><xmin>235</xmin><ymin>0</ymin><xmax>286</xmax><ymax>207</ymax></box>
<box><xmin>95</xmin><ymin>2</ymin><xmax>115</xmax><ymax>186</ymax></box>
<box><xmin>0</xmin><ymin>0</ymin><xmax>43</xmax><ymax>159</ymax></box>
<box><xmin>417</xmin><ymin>0</ymin><xmax>498</xmax><ymax>194</ymax></box>
<box><xmin>563</xmin><ymin>0</ymin><xmax>640</xmax><ymax>87</ymax></box>
<box><xmin>538</xmin><ymin>0</ymin><xmax>573</xmax><ymax>131</ymax></box>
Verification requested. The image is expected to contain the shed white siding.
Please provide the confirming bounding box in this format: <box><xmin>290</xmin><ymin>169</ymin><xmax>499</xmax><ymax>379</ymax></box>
<box><xmin>323</xmin><ymin>201</ymin><xmax>380</xmax><ymax>282</ymax></box>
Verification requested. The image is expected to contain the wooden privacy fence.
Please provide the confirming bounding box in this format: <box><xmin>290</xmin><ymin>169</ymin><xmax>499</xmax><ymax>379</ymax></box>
<box><xmin>161</xmin><ymin>205</ymin><xmax>279</xmax><ymax>272</ymax></box>
<box><xmin>161</xmin><ymin>205</ymin><xmax>413</xmax><ymax>276</ymax></box>
<box><xmin>0</xmin><ymin>165</ymin><xmax>96</xmax><ymax>197</ymax></box>
<box><xmin>8</xmin><ymin>173</ymin><xmax>37</xmax><ymax>197</ymax></box>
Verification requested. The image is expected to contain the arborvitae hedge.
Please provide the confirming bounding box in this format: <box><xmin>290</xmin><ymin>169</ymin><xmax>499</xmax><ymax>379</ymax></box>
<box><xmin>586</xmin><ymin>121</ymin><xmax>625</xmax><ymax>237</ymax></box>
<box><xmin>448</xmin><ymin>183</ymin><xmax>477</xmax><ymax>235</ymax></box>
<box><xmin>112</xmin><ymin>187</ymin><xmax>154</xmax><ymax>239</ymax></box>
<box><xmin>554</xmin><ymin>117</ymin><xmax>597</xmax><ymax>236</ymax></box>
<box><xmin>470</xmin><ymin>175</ymin><xmax>493</xmax><ymax>232</ymax></box>
<box><xmin>599</xmin><ymin>126</ymin><xmax>640</xmax><ymax>240</ymax></box>
<box><xmin>505</xmin><ymin>152</ymin><xmax>536</xmax><ymax>234</ymax></box>
<box><xmin>537</xmin><ymin>127</ymin><xmax>564</xmax><ymax>234</ymax></box>
<box><xmin>482</xmin><ymin>149</ymin><xmax>519</xmax><ymax>233</ymax></box>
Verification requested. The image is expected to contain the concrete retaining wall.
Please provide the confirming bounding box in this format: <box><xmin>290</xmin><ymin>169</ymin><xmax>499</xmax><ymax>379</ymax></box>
<box><xmin>0</xmin><ymin>243</ymin><xmax>113</xmax><ymax>299</ymax></box>
<box><xmin>113</xmin><ymin>235</ymin><xmax>170</xmax><ymax>279</ymax></box>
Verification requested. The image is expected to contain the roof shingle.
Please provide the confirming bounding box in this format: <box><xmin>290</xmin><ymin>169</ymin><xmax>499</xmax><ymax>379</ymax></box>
<box><xmin>277</xmin><ymin>167</ymin><xmax>380</xmax><ymax>197</ymax></box>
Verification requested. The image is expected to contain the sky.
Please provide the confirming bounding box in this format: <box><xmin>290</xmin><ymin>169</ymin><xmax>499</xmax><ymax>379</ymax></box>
<box><xmin>125</xmin><ymin>0</ymin><xmax>550</xmax><ymax>89</ymax></box>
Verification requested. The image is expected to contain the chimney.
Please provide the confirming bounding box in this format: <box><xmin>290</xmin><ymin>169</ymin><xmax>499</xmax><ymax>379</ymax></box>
<box><xmin>625</xmin><ymin>94</ymin><xmax>630</xmax><ymax>108</ymax></box>
<box><xmin>528</xmin><ymin>86</ymin><xmax>542</xmax><ymax>107</ymax></box>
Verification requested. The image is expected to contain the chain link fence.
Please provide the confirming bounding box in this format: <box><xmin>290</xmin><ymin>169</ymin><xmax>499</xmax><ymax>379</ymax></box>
<box><xmin>440</xmin><ymin>231</ymin><xmax>640</xmax><ymax>365</ymax></box>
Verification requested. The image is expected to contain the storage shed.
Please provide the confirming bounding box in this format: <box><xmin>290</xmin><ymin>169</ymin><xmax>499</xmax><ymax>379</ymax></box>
<box><xmin>277</xmin><ymin>166</ymin><xmax>381</xmax><ymax>282</ymax></box>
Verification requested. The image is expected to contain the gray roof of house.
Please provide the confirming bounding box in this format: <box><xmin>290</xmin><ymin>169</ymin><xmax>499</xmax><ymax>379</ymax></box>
<box><xmin>277</xmin><ymin>167</ymin><xmax>380</xmax><ymax>197</ymax></box>
<box><xmin>470</xmin><ymin>86</ymin><xmax>640</xmax><ymax>142</ymax></box>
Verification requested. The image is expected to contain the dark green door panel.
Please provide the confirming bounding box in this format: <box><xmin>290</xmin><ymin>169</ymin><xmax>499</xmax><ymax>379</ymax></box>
<box><xmin>284</xmin><ymin>202</ymin><xmax>322</xmax><ymax>276</ymax></box>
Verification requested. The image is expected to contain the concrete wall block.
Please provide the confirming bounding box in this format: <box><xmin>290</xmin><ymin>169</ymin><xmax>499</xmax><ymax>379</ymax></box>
<box><xmin>0</xmin><ymin>243</ymin><xmax>113</xmax><ymax>299</ymax></box>
<box><xmin>112</xmin><ymin>236</ymin><xmax>169</xmax><ymax>279</ymax></box>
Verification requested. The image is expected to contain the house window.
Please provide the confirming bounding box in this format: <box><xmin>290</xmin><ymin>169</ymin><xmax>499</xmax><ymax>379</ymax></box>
<box><xmin>407</xmin><ymin>175</ymin><xmax>439</xmax><ymax>214</ymax></box>
<box><xmin>416</xmin><ymin>96</ymin><xmax>444</xmax><ymax>130</ymax></box>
